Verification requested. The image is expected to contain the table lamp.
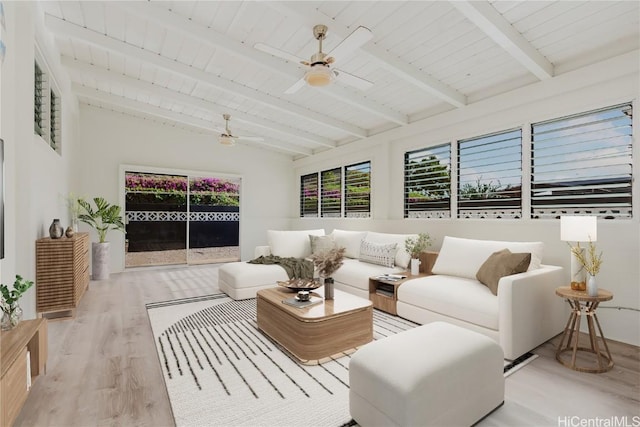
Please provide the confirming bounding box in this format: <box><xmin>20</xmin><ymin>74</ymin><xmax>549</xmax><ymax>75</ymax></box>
<box><xmin>560</xmin><ymin>215</ymin><xmax>597</xmax><ymax>291</ymax></box>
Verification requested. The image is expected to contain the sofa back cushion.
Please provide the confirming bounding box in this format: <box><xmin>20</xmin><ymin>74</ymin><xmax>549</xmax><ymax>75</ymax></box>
<box><xmin>432</xmin><ymin>236</ymin><xmax>543</xmax><ymax>280</ymax></box>
<box><xmin>364</xmin><ymin>232</ymin><xmax>417</xmax><ymax>268</ymax></box>
<box><xmin>330</xmin><ymin>229</ymin><xmax>368</xmax><ymax>259</ymax></box>
<box><xmin>267</xmin><ymin>229</ymin><xmax>325</xmax><ymax>258</ymax></box>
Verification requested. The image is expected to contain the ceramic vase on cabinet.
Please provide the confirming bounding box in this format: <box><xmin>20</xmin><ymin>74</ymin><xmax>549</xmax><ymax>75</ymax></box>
<box><xmin>49</xmin><ymin>219</ymin><xmax>63</xmax><ymax>239</ymax></box>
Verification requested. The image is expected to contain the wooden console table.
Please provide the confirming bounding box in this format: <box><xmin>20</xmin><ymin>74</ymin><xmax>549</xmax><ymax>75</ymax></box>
<box><xmin>0</xmin><ymin>319</ymin><xmax>48</xmax><ymax>426</ymax></box>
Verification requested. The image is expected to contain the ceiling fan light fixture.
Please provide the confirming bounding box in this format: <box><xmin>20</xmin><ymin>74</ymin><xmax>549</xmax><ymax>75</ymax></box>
<box><xmin>219</xmin><ymin>134</ymin><xmax>235</xmax><ymax>146</ymax></box>
<box><xmin>304</xmin><ymin>64</ymin><xmax>334</xmax><ymax>87</ymax></box>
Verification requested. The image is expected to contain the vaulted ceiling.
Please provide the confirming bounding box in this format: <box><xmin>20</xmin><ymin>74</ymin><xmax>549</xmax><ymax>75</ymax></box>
<box><xmin>39</xmin><ymin>1</ymin><xmax>639</xmax><ymax>158</ymax></box>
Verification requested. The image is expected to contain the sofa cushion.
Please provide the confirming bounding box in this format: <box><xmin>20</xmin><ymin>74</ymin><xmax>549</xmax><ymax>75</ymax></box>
<box><xmin>267</xmin><ymin>229</ymin><xmax>324</xmax><ymax>259</ymax></box>
<box><xmin>219</xmin><ymin>261</ymin><xmax>289</xmax><ymax>289</ymax></box>
<box><xmin>431</xmin><ymin>236</ymin><xmax>543</xmax><ymax>280</ymax></box>
<box><xmin>332</xmin><ymin>259</ymin><xmax>404</xmax><ymax>292</ymax></box>
<box><xmin>397</xmin><ymin>275</ymin><xmax>499</xmax><ymax>330</ymax></box>
<box><xmin>331</xmin><ymin>229</ymin><xmax>367</xmax><ymax>259</ymax></box>
<box><xmin>359</xmin><ymin>240</ymin><xmax>397</xmax><ymax>267</ymax></box>
<box><xmin>364</xmin><ymin>232</ymin><xmax>418</xmax><ymax>268</ymax></box>
<box><xmin>476</xmin><ymin>249</ymin><xmax>531</xmax><ymax>295</ymax></box>
<box><xmin>310</xmin><ymin>234</ymin><xmax>336</xmax><ymax>255</ymax></box>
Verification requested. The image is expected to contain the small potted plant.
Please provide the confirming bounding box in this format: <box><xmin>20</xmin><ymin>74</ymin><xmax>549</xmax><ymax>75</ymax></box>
<box><xmin>77</xmin><ymin>197</ymin><xmax>125</xmax><ymax>280</ymax></box>
<box><xmin>1</xmin><ymin>275</ymin><xmax>34</xmax><ymax>330</ymax></box>
<box><xmin>405</xmin><ymin>233</ymin><xmax>432</xmax><ymax>275</ymax></box>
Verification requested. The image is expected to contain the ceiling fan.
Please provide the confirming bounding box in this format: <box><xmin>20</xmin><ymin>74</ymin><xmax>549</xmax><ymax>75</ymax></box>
<box><xmin>255</xmin><ymin>24</ymin><xmax>374</xmax><ymax>94</ymax></box>
<box><xmin>217</xmin><ymin>114</ymin><xmax>264</xmax><ymax>146</ymax></box>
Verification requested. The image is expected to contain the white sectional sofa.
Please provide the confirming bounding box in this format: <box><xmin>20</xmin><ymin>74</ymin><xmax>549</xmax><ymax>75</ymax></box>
<box><xmin>218</xmin><ymin>229</ymin><xmax>413</xmax><ymax>300</ymax></box>
<box><xmin>397</xmin><ymin>236</ymin><xmax>566</xmax><ymax>360</ymax></box>
<box><xmin>218</xmin><ymin>230</ymin><xmax>565</xmax><ymax>359</ymax></box>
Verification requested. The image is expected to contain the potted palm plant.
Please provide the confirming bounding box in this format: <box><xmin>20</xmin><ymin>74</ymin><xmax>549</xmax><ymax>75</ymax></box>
<box><xmin>77</xmin><ymin>197</ymin><xmax>125</xmax><ymax>280</ymax></box>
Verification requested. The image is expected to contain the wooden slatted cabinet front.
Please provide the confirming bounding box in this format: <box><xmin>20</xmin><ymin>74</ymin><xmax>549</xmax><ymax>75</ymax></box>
<box><xmin>35</xmin><ymin>232</ymin><xmax>90</xmax><ymax>319</ymax></box>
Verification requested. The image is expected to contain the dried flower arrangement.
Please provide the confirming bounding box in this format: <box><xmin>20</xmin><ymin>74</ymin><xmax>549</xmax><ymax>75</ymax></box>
<box><xmin>311</xmin><ymin>247</ymin><xmax>346</xmax><ymax>278</ymax></box>
<box><xmin>570</xmin><ymin>239</ymin><xmax>603</xmax><ymax>276</ymax></box>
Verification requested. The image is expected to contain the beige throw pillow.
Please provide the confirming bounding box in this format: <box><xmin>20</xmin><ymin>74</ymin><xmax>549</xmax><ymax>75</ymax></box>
<box><xmin>310</xmin><ymin>235</ymin><xmax>336</xmax><ymax>255</ymax></box>
<box><xmin>476</xmin><ymin>249</ymin><xmax>531</xmax><ymax>296</ymax></box>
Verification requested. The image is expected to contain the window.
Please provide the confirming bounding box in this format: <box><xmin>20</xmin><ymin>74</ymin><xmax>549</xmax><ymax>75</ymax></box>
<box><xmin>321</xmin><ymin>168</ymin><xmax>342</xmax><ymax>217</ymax></box>
<box><xmin>300</xmin><ymin>173</ymin><xmax>319</xmax><ymax>217</ymax></box>
<box><xmin>34</xmin><ymin>55</ymin><xmax>61</xmax><ymax>153</ymax></box>
<box><xmin>457</xmin><ymin>129</ymin><xmax>522</xmax><ymax>219</ymax></box>
<box><xmin>50</xmin><ymin>90</ymin><xmax>60</xmax><ymax>150</ymax></box>
<box><xmin>34</xmin><ymin>61</ymin><xmax>46</xmax><ymax>137</ymax></box>
<box><xmin>531</xmin><ymin>104</ymin><xmax>632</xmax><ymax>219</ymax></box>
<box><xmin>404</xmin><ymin>144</ymin><xmax>451</xmax><ymax>218</ymax></box>
<box><xmin>345</xmin><ymin>161</ymin><xmax>371</xmax><ymax>218</ymax></box>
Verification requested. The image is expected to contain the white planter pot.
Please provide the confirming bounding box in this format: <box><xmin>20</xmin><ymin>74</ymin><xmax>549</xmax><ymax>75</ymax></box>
<box><xmin>92</xmin><ymin>242</ymin><xmax>110</xmax><ymax>280</ymax></box>
<box><xmin>410</xmin><ymin>258</ymin><xmax>421</xmax><ymax>276</ymax></box>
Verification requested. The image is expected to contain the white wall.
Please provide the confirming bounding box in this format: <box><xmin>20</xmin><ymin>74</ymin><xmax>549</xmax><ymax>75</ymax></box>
<box><xmin>77</xmin><ymin>105</ymin><xmax>294</xmax><ymax>271</ymax></box>
<box><xmin>0</xmin><ymin>2</ymin><xmax>80</xmax><ymax>320</ymax></box>
<box><xmin>291</xmin><ymin>51</ymin><xmax>640</xmax><ymax>347</ymax></box>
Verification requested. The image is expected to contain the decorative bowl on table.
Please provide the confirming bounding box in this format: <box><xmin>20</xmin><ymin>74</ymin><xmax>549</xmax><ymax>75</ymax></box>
<box><xmin>277</xmin><ymin>278</ymin><xmax>322</xmax><ymax>292</ymax></box>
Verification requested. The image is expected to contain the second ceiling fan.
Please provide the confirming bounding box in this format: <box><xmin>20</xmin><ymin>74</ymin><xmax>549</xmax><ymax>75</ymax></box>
<box><xmin>255</xmin><ymin>24</ymin><xmax>374</xmax><ymax>94</ymax></box>
<box><xmin>217</xmin><ymin>114</ymin><xmax>264</xmax><ymax>146</ymax></box>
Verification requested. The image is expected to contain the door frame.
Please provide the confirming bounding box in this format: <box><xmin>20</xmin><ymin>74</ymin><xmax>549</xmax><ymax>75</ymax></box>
<box><xmin>118</xmin><ymin>164</ymin><xmax>243</xmax><ymax>270</ymax></box>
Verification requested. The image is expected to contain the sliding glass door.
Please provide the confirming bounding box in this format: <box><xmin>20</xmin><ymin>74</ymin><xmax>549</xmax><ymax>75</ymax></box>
<box><xmin>124</xmin><ymin>170</ymin><xmax>240</xmax><ymax>268</ymax></box>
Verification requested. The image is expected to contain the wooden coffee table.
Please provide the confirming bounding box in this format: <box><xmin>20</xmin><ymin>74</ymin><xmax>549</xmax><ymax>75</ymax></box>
<box><xmin>256</xmin><ymin>287</ymin><xmax>373</xmax><ymax>362</ymax></box>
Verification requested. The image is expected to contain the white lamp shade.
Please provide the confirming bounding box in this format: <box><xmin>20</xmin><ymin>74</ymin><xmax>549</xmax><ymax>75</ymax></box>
<box><xmin>560</xmin><ymin>215</ymin><xmax>597</xmax><ymax>242</ymax></box>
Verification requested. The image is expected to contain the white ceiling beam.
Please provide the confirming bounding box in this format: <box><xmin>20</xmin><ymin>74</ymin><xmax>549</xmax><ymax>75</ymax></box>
<box><xmin>269</xmin><ymin>2</ymin><xmax>467</xmax><ymax>108</ymax></box>
<box><xmin>72</xmin><ymin>84</ymin><xmax>313</xmax><ymax>157</ymax></box>
<box><xmin>44</xmin><ymin>14</ymin><xmax>367</xmax><ymax>139</ymax></box>
<box><xmin>61</xmin><ymin>56</ymin><xmax>335</xmax><ymax>149</ymax></box>
<box><xmin>451</xmin><ymin>1</ymin><xmax>554</xmax><ymax>80</ymax></box>
<box><xmin>113</xmin><ymin>2</ymin><xmax>408</xmax><ymax>126</ymax></box>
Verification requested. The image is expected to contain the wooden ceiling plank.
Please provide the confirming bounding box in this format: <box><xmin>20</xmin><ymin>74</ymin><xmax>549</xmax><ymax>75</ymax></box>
<box><xmin>74</xmin><ymin>84</ymin><xmax>313</xmax><ymax>157</ymax></box>
<box><xmin>61</xmin><ymin>57</ymin><xmax>336</xmax><ymax>149</ymax></box>
<box><xmin>271</xmin><ymin>1</ymin><xmax>467</xmax><ymax>108</ymax></box>
<box><xmin>114</xmin><ymin>2</ymin><xmax>407</xmax><ymax>125</ymax></box>
<box><xmin>451</xmin><ymin>0</ymin><xmax>554</xmax><ymax>80</ymax></box>
<box><xmin>45</xmin><ymin>13</ymin><xmax>365</xmax><ymax>138</ymax></box>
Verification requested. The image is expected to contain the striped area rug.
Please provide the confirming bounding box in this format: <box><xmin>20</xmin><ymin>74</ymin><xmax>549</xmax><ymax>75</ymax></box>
<box><xmin>146</xmin><ymin>294</ymin><xmax>535</xmax><ymax>427</ymax></box>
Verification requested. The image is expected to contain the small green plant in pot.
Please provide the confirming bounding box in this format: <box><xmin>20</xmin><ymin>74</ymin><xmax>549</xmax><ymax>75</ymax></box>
<box><xmin>1</xmin><ymin>275</ymin><xmax>34</xmax><ymax>330</ymax></box>
<box><xmin>405</xmin><ymin>233</ymin><xmax>432</xmax><ymax>275</ymax></box>
<box><xmin>77</xmin><ymin>197</ymin><xmax>125</xmax><ymax>280</ymax></box>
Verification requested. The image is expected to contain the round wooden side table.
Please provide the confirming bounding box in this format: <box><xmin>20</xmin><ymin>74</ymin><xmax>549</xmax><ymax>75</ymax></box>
<box><xmin>555</xmin><ymin>286</ymin><xmax>614</xmax><ymax>373</ymax></box>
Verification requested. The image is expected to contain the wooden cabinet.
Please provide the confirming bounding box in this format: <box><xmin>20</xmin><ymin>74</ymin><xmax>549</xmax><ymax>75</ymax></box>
<box><xmin>0</xmin><ymin>319</ymin><xmax>48</xmax><ymax>427</ymax></box>
<box><xmin>36</xmin><ymin>232</ymin><xmax>90</xmax><ymax>318</ymax></box>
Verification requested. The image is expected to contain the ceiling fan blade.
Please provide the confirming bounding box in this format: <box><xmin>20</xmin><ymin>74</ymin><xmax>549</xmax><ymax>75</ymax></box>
<box><xmin>327</xmin><ymin>26</ymin><xmax>373</xmax><ymax>66</ymax></box>
<box><xmin>236</xmin><ymin>136</ymin><xmax>265</xmax><ymax>142</ymax></box>
<box><xmin>284</xmin><ymin>78</ymin><xmax>306</xmax><ymax>94</ymax></box>
<box><xmin>254</xmin><ymin>43</ymin><xmax>304</xmax><ymax>64</ymax></box>
<box><xmin>333</xmin><ymin>69</ymin><xmax>374</xmax><ymax>91</ymax></box>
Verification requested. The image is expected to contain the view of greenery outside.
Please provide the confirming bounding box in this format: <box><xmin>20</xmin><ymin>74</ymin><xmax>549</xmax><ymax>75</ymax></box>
<box><xmin>404</xmin><ymin>145</ymin><xmax>451</xmax><ymax>216</ymax></box>
<box><xmin>457</xmin><ymin>129</ymin><xmax>522</xmax><ymax>216</ymax></box>
<box><xmin>345</xmin><ymin>162</ymin><xmax>371</xmax><ymax>217</ymax></box>
<box><xmin>300</xmin><ymin>173</ymin><xmax>319</xmax><ymax>217</ymax></box>
<box><xmin>125</xmin><ymin>173</ymin><xmax>239</xmax><ymax>206</ymax></box>
<box><xmin>321</xmin><ymin>168</ymin><xmax>342</xmax><ymax>217</ymax></box>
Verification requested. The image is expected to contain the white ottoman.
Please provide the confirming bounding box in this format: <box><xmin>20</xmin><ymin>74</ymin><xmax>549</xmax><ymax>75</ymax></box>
<box><xmin>218</xmin><ymin>261</ymin><xmax>289</xmax><ymax>300</ymax></box>
<box><xmin>349</xmin><ymin>321</ymin><xmax>504</xmax><ymax>427</ymax></box>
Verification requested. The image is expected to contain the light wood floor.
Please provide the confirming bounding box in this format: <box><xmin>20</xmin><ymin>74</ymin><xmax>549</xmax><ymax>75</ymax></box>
<box><xmin>15</xmin><ymin>264</ymin><xmax>640</xmax><ymax>426</ymax></box>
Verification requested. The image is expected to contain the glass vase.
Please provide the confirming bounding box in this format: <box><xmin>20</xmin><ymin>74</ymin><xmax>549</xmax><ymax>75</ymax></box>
<box><xmin>1</xmin><ymin>304</ymin><xmax>23</xmax><ymax>331</ymax></box>
<box><xmin>587</xmin><ymin>274</ymin><xmax>598</xmax><ymax>297</ymax></box>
